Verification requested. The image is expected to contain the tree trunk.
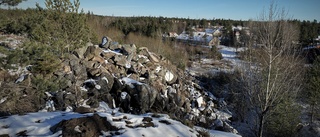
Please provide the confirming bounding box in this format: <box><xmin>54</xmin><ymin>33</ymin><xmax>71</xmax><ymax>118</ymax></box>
<box><xmin>258</xmin><ymin>114</ymin><xmax>265</xmax><ymax>137</ymax></box>
<box><xmin>311</xmin><ymin>103</ymin><xmax>314</xmax><ymax>124</ymax></box>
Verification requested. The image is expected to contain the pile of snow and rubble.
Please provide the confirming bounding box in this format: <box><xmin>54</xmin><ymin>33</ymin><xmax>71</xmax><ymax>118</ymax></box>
<box><xmin>0</xmin><ymin>102</ymin><xmax>241</xmax><ymax>137</ymax></box>
<box><xmin>0</xmin><ymin>36</ymin><xmax>241</xmax><ymax>136</ymax></box>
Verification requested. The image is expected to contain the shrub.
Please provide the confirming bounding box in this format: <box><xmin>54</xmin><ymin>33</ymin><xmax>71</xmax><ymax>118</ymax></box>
<box><xmin>264</xmin><ymin>98</ymin><xmax>301</xmax><ymax>137</ymax></box>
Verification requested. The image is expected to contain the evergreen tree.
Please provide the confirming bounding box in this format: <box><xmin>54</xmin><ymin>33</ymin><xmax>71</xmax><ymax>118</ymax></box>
<box><xmin>306</xmin><ymin>56</ymin><xmax>320</xmax><ymax>124</ymax></box>
<box><xmin>0</xmin><ymin>0</ymin><xmax>26</xmax><ymax>6</ymax></box>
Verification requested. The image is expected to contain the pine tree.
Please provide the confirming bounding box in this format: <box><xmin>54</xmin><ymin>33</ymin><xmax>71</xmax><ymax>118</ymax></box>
<box><xmin>306</xmin><ymin>57</ymin><xmax>320</xmax><ymax>124</ymax></box>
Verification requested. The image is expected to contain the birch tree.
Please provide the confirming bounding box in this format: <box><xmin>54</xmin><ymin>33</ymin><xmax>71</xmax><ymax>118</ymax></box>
<box><xmin>239</xmin><ymin>3</ymin><xmax>304</xmax><ymax>137</ymax></box>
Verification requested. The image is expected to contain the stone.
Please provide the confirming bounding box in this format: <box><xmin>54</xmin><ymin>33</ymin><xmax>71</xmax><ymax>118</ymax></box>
<box><xmin>165</xmin><ymin>70</ymin><xmax>177</xmax><ymax>85</ymax></box>
<box><xmin>99</xmin><ymin>36</ymin><xmax>112</xmax><ymax>49</ymax></box>
<box><xmin>83</xmin><ymin>61</ymin><xmax>96</xmax><ymax>68</ymax></box>
<box><xmin>119</xmin><ymin>91</ymin><xmax>131</xmax><ymax>112</ymax></box>
<box><xmin>136</xmin><ymin>84</ymin><xmax>158</xmax><ymax>113</ymax></box>
<box><xmin>122</xmin><ymin>44</ymin><xmax>136</xmax><ymax>55</ymax></box>
<box><xmin>96</xmin><ymin>72</ymin><xmax>114</xmax><ymax>93</ymax></box>
<box><xmin>84</xmin><ymin>45</ymin><xmax>102</xmax><ymax>60</ymax></box>
<box><xmin>109</xmin><ymin>41</ymin><xmax>122</xmax><ymax>50</ymax></box>
<box><xmin>73</xmin><ymin>46</ymin><xmax>88</xmax><ymax>59</ymax></box>
<box><xmin>91</xmin><ymin>56</ymin><xmax>105</xmax><ymax>64</ymax></box>
<box><xmin>101</xmin><ymin>51</ymin><xmax>117</xmax><ymax>60</ymax></box>
<box><xmin>88</xmin><ymin>68</ymin><xmax>101</xmax><ymax>77</ymax></box>
<box><xmin>114</xmin><ymin>55</ymin><xmax>128</xmax><ymax>67</ymax></box>
<box><xmin>72</xmin><ymin>64</ymin><xmax>86</xmax><ymax>77</ymax></box>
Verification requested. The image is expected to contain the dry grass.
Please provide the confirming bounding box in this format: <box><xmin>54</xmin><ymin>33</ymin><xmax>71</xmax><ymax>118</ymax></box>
<box><xmin>125</xmin><ymin>33</ymin><xmax>188</xmax><ymax>69</ymax></box>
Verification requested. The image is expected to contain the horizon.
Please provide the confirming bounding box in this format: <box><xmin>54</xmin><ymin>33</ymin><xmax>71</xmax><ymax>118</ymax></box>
<box><xmin>8</xmin><ymin>0</ymin><xmax>320</xmax><ymax>21</ymax></box>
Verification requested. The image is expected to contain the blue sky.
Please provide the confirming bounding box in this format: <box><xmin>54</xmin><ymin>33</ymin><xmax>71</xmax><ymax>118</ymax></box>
<box><xmin>15</xmin><ymin>0</ymin><xmax>320</xmax><ymax>21</ymax></box>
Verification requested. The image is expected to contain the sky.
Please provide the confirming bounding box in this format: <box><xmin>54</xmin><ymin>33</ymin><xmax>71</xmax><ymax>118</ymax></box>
<box><xmin>14</xmin><ymin>0</ymin><xmax>320</xmax><ymax>21</ymax></box>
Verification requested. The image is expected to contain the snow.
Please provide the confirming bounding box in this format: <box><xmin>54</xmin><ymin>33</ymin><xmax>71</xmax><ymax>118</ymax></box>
<box><xmin>102</xmin><ymin>76</ymin><xmax>109</xmax><ymax>83</ymax></box>
<box><xmin>155</xmin><ymin>65</ymin><xmax>162</xmax><ymax>73</ymax></box>
<box><xmin>165</xmin><ymin>71</ymin><xmax>174</xmax><ymax>82</ymax></box>
<box><xmin>0</xmin><ymin>102</ymin><xmax>241</xmax><ymax>137</ymax></box>
<box><xmin>121</xmin><ymin>92</ymin><xmax>128</xmax><ymax>99</ymax></box>
<box><xmin>196</xmin><ymin>96</ymin><xmax>204</xmax><ymax>108</ymax></box>
<box><xmin>102</xmin><ymin>49</ymin><xmax>122</xmax><ymax>55</ymax></box>
<box><xmin>121</xmin><ymin>77</ymin><xmax>143</xmax><ymax>88</ymax></box>
<box><xmin>0</xmin><ymin>97</ymin><xmax>7</xmax><ymax>104</ymax></box>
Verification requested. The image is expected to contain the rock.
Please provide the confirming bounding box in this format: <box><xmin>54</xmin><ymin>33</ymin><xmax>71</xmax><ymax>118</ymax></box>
<box><xmin>50</xmin><ymin>114</ymin><xmax>119</xmax><ymax>137</ymax></box>
<box><xmin>72</xmin><ymin>64</ymin><xmax>86</xmax><ymax>77</ymax></box>
<box><xmin>96</xmin><ymin>72</ymin><xmax>114</xmax><ymax>93</ymax></box>
<box><xmin>91</xmin><ymin>56</ymin><xmax>105</xmax><ymax>64</ymax></box>
<box><xmin>87</xmin><ymin>68</ymin><xmax>101</xmax><ymax>77</ymax></box>
<box><xmin>139</xmin><ymin>47</ymin><xmax>160</xmax><ymax>63</ymax></box>
<box><xmin>83</xmin><ymin>61</ymin><xmax>96</xmax><ymax>68</ymax></box>
<box><xmin>136</xmin><ymin>83</ymin><xmax>158</xmax><ymax>113</ymax></box>
<box><xmin>84</xmin><ymin>45</ymin><xmax>102</xmax><ymax>60</ymax></box>
<box><xmin>101</xmin><ymin>50</ymin><xmax>118</xmax><ymax>60</ymax></box>
<box><xmin>74</xmin><ymin>106</ymin><xmax>94</xmax><ymax>114</ymax></box>
<box><xmin>99</xmin><ymin>93</ymin><xmax>115</xmax><ymax>108</ymax></box>
<box><xmin>73</xmin><ymin>46</ymin><xmax>88</xmax><ymax>59</ymax></box>
<box><xmin>109</xmin><ymin>41</ymin><xmax>121</xmax><ymax>50</ymax></box>
<box><xmin>119</xmin><ymin>92</ymin><xmax>131</xmax><ymax>112</ymax></box>
<box><xmin>99</xmin><ymin>36</ymin><xmax>112</xmax><ymax>49</ymax></box>
<box><xmin>165</xmin><ymin>70</ymin><xmax>177</xmax><ymax>84</ymax></box>
<box><xmin>223</xmin><ymin>122</ymin><xmax>238</xmax><ymax>134</ymax></box>
<box><xmin>114</xmin><ymin>55</ymin><xmax>128</xmax><ymax>67</ymax></box>
<box><xmin>148</xmin><ymin>52</ymin><xmax>160</xmax><ymax>63</ymax></box>
<box><xmin>122</xmin><ymin>44</ymin><xmax>136</xmax><ymax>55</ymax></box>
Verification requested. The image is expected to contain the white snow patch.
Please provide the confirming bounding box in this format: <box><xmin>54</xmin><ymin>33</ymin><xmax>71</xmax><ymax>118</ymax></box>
<box><xmin>80</xmin><ymin>86</ymin><xmax>88</xmax><ymax>92</ymax></box>
<box><xmin>0</xmin><ymin>97</ymin><xmax>8</xmax><ymax>104</ymax></box>
<box><xmin>65</xmin><ymin>106</ymin><xmax>73</xmax><ymax>112</ymax></box>
<box><xmin>121</xmin><ymin>92</ymin><xmax>128</xmax><ymax>100</ymax></box>
<box><xmin>121</xmin><ymin>77</ymin><xmax>143</xmax><ymax>88</ymax></box>
<box><xmin>40</xmin><ymin>100</ymin><xmax>55</xmax><ymax>112</ymax></box>
<box><xmin>196</xmin><ymin>97</ymin><xmax>204</xmax><ymax>108</ymax></box>
<box><xmin>102</xmin><ymin>76</ymin><xmax>109</xmax><ymax>83</ymax></box>
<box><xmin>125</xmin><ymin>62</ymin><xmax>131</xmax><ymax>69</ymax></box>
<box><xmin>74</xmin><ymin>125</ymin><xmax>81</xmax><ymax>133</ymax></box>
<box><xmin>0</xmin><ymin>101</ymin><xmax>241</xmax><ymax>137</ymax></box>
<box><xmin>102</xmin><ymin>49</ymin><xmax>122</xmax><ymax>55</ymax></box>
<box><xmin>95</xmin><ymin>84</ymin><xmax>101</xmax><ymax>89</ymax></box>
<box><xmin>155</xmin><ymin>65</ymin><xmax>162</xmax><ymax>73</ymax></box>
<box><xmin>165</xmin><ymin>71</ymin><xmax>174</xmax><ymax>82</ymax></box>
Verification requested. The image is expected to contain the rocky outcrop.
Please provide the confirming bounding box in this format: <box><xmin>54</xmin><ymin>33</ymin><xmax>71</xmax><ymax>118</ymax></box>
<box><xmin>0</xmin><ymin>36</ymin><xmax>238</xmax><ymax>134</ymax></box>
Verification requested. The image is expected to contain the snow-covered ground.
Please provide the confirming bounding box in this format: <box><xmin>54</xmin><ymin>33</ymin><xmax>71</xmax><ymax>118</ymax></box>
<box><xmin>0</xmin><ymin>102</ymin><xmax>241</xmax><ymax>137</ymax></box>
<box><xmin>187</xmin><ymin>45</ymin><xmax>246</xmax><ymax>76</ymax></box>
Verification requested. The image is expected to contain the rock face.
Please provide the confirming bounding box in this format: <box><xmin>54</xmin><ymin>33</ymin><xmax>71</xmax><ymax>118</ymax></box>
<box><xmin>0</xmin><ymin>36</ymin><xmax>238</xmax><ymax>134</ymax></box>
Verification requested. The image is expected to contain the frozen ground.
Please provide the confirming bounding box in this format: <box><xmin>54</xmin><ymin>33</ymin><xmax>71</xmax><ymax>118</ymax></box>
<box><xmin>187</xmin><ymin>45</ymin><xmax>246</xmax><ymax>76</ymax></box>
<box><xmin>0</xmin><ymin>102</ymin><xmax>241</xmax><ymax>137</ymax></box>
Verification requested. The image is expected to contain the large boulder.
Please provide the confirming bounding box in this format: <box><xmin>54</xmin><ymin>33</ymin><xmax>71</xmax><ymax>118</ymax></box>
<box><xmin>121</xmin><ymin>77</ymin><xmax>157</xmax><ymax>114</ymax></box>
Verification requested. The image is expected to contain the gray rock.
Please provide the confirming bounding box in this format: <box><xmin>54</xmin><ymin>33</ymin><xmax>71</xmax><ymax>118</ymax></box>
<box><xmin>99</xmin><ymin>36</ymin><xmax>112</xmax><ymax>49</ymax></box>
<box><xmin>109</xmin><ymin>41</ymin><xmax>121</xmax><ymax>50</ymax></box>
<box><xmin>136</xmin><ymin>83</ymin><xmax>158</xmax><ymax>113</ymax></box>
<box><xmin>122</xmin><ymin>44</ymin><xmax>137</xmax><ymax>61</ymax></box>
<box><xmin>87</xmin><ymin>68</ymin><xmax>101</xmax><ymax>77</ymax></box>
<box><xmin>84</xmin><ymin>45</ymin><xmax>102</xmax><ymax>60</ymax></box>
<box><xmin>114</xmin><ymin>55</ymin><xmax>128</xmax><ymax>67</ymax></box>
<box><xmin>96</xmin><ymin>72</ymin><xmax>114</xmax><ymax>93</ymax></box>
<box><xmin>73</xmin><ymin>46</ymin><xmax>88</xmax><ymax>59</ymax></box>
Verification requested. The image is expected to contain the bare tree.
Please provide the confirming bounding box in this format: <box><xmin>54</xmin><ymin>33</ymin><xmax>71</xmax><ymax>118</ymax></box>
<box><xmin>238</xmin><ymin>3</ymin><xmax>304</xmax><ymax>137</ymax></box>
